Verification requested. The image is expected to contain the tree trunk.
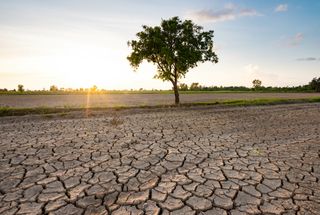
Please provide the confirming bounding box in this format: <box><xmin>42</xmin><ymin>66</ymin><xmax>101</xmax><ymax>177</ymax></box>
<box><xmin>173</xmin><ymin>82</ymin><xmax>180</xmax><ymax>105</ymax></box>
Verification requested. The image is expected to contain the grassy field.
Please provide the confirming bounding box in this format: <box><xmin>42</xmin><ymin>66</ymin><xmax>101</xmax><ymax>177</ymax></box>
<box><xmin>1</xmin><ymin>92</ymin><xmax>320</xmax><ymax>108</ymax></box>
<box><xmin>1</xmin><ymin>97</ymin><xmax>320</xmax><ymax>117</ymax></box>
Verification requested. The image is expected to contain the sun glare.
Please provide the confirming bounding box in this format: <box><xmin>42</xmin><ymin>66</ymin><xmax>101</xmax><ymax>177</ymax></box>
<box><xmin>44</xmin><ymin>45</ymin><xmax>127</xmax><ymax>88</ymax></box>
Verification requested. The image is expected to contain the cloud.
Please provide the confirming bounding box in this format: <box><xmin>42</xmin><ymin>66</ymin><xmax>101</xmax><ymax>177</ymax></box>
<box><xmin>296</xmin><ymin>57</ymin><xmax>319</xmax><ymax>61</ymax></box>
<box><xmin>288</xmin><ymin>33</ymin><xmax>304</xmax><ymax>46</ymax></box>
<box><xmin>187</xmin><ymin>4</ymin><xmax>260</xmax><ymax>23</ymax></box>
<box><xmin>225</xmin><ymin>3</ymin><xmax>237</xmax><ymax>10</ymax></box>
<box><xmin>244</xmin><ymin>64</ymin><xmax>278</xmax><ymax>83</ymax></box>
<box><xmin>275</xmin><ymin>4</ymin><xmax>288</xmax><ymax>12</ymax></box>
<box><xmin>244</xmin><ymin>64</ymin><xmax>260</xmax><ymax>74</ymax></box>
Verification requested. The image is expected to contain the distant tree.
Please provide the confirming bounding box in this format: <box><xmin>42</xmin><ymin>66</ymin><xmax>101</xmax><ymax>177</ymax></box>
<box><xmin>127</xmin><ymin>16</ymin><xmax>218</xmax><ymax>104</ymax></box>
<box><xmin>50</xmin><ymin>85</ymin><xmax>59</xmax><ymax>92</ymax></box>
<box><xmin>178</xmin><ymin>83</ymin><xmax>188</xmax><ymax>91</ymax></box>
<box><xmin>252</xmin><ymin>79</ymin><xmax>262</xmax><ymax>90</ymax></box>
<box><xmin>190</xmin><ymin>82</ymin><xmax>201</xmax><ymax>91</ymax></box>
<box><xmin>309</xmin><ymin>77</ymin><xmax>320</xmax><ymax>92</ymax></box>
<box><xmin>90</xmin><ymin>85</ymin><xmax>98</xmax><ymax>92</ymax></box>
<box><xmin>17</xmin><ymin>84</ymin><xmax>24</xmax><ymax>92</ymax></box>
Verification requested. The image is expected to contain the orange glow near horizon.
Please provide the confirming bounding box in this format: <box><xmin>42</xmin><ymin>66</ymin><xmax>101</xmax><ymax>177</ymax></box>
<box><xmin>85</xmin><ymin>91</ymin><xmax>91</xmax><ymax>117</ymax></box>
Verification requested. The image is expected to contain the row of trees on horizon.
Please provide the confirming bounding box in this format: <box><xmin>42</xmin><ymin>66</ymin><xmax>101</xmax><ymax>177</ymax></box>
<box><xmin>1</xmin><ymin>77</ymin><xmax>320</xmax><ymax>94</ymax></box>
<box><xmin>178</xmin><ymin>78</ymin><xmax>320</xmax><ymax>92</ymax></box>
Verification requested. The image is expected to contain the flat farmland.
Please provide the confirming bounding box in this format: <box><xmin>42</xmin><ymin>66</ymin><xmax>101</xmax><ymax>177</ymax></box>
<box><xmin>0</xmin><ymin>103</ymin><xmax>319</xmax><ymax>214</ymax></box>
<box><xmin>1</xmin><ymin>92</ymin><xmax>320</xmax><ymax>108</ymax></box>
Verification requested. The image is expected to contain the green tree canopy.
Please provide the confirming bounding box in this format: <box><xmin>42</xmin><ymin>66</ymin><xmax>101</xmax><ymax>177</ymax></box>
<box><xmin>252</xmin><ymin>79</ymin><xmax>262</xmax><ymax>90</ymax></box>
<box><xmin>127</xmin><ymin>16</ymin><xmax>218</xmax><ymax>104</ymax></box>
<box><xmin>17</xmin><ymin>84</ymin><xmax>24</xmax><ymax>92</ymax></box>
<box><xmin>178</xmin><ymin>83</ymin><xmax>188</xmax><ymax>91</ymax></box>
<box><xmin>50</xmin><ymin>85</ymin><xmax>59</xmax><ymax>92</ymax></box>
<box><xmin>190</xmin><ymin>82</ymin><xmax>201</xmax><ymax>91</ymax></box>
<box><xmin>309</xmin><ymin>77</ymin><xmax>320</xmax><ymax>92</ymax></box>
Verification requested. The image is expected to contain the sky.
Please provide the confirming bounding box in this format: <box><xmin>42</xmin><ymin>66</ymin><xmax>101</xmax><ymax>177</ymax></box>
<box><xmin>0</xmin><ymin>0</ymin><xmax>319</xmax><ymax>90</ymax></box>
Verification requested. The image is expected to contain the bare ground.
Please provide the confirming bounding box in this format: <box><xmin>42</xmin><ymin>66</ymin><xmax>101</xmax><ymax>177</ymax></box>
<box><xmin>0</xmin><ymin>103</ymin><xmax>320</xmax><ymax>214</ymax></box>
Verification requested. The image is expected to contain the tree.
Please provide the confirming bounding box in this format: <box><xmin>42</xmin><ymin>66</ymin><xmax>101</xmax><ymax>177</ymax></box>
<box><xmin>127</xmin><ymin>16</ymin><xmax>218</xmax><ymax>104</ymax></box>
<box><xmin>190</xmin><ymin>82</ymin><xmax>201</xmax><ymax>91</ymax></box>
<box><xmin>50</xmin><ymin>85</ymin><xmax>59</xmax><ymax>92</ymax></box>
<box><xmin>178</xmin><ymin>83</ymin><xmax>188</xmax><ymax>91</ymax></box>
<box><xmin>309</xmin><ymin>77</ymin><xmax>320</xmax><ymax>92</ymax></box>
<box><xmin>90</xmin><ymin>85</ymin><xmax>98</xmax><ymax>92</ymax></box>
<box><xmin>17</xmin><ymin>84</ymin><xmax>24</xmax><ymax>92</ymax></box>
<box><xmin>252</xmin><ymin>79</ymin><xmax>262</xmax><ymax>90</ymax></box>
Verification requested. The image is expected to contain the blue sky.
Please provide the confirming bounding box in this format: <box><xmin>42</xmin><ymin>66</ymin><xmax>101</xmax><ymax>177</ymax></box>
<box><xmin>0</xmin><ymin>0</ymin><xmax>319</xmax><ymax>90</ymax></box>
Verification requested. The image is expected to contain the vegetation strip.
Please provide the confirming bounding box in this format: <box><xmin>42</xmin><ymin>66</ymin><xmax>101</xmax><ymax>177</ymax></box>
<box><xmin>0</xmin><ymin>97</ymin><xmax>319</xmax><ymax>117</ymax></box>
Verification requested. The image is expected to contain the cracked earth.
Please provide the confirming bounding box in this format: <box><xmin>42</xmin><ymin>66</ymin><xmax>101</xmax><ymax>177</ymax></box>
<box><xmin>0</xmin><ymin>103</ymin><xmax>320</xmax><ymax>215</ymax></box>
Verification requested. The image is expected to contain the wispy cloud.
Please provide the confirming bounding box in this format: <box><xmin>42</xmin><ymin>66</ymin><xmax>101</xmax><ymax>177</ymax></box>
<box><xmin>187</xmin><ymin>4</ymin><xmax>260</xmax><ymax>23</ymax></box>
<box><xmin>275</xmin><ymin>4</ymin><xmax>288</xmax><ymax>12</ymax></box>
<box><xmin>244</xmin><ymin>64</ymin><xmax>260</xmax><ymax>74</ymax></box>
<box><xmin>296</xmin><ymin>57</ymin><xmax>320</xmax><ymax>61</ymax></box>
<box><xmin>244</xmin><ymin>64</ymin><xmax>278</xmax><ymax>84</ymax></box>
<box><xmin>288</xmin><ymin>33</ymin><xmax>304</xmax><ymax>46</ymax></box>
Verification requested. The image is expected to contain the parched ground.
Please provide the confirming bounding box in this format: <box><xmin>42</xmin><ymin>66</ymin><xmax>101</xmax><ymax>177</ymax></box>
<box><xmin>1</xmin><ymin>92</ymin><xmax>320</xmax><ymax>108</ymax></box>
<box><xmin>0</xmin><ymin>103</ymin><xmax>320</xmax><ymax>215</ymax></box>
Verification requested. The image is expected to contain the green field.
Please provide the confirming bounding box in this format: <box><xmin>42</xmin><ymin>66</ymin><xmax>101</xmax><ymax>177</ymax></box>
<box><xmin>1</xmin><ymin>97</ymin><xmax>320</xmax><ymax>117</ymax></box>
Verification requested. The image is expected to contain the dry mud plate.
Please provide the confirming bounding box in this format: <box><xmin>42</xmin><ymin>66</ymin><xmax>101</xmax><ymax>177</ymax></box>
<box><xmin>0</xmin><ymin>103</ymin><xmax>320</xmax><ymax>215</ymax></box>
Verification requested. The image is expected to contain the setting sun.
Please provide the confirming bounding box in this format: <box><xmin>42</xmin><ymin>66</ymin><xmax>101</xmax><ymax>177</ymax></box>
<box><xmin>45</xmin><ymin>45</ymin><xmax>127</xmax><ymax>87</ymax></box>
